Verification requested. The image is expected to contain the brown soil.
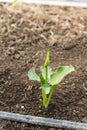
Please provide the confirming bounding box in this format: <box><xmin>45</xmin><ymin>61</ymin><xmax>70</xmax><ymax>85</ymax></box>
<box><xmin>0</xmin><ymin>2</ymin><xmax>87</xmax><ymax>130</ymax></box>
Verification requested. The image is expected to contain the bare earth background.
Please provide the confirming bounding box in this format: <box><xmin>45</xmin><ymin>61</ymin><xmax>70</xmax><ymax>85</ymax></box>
<box><xmin>0</xmin><ymin>2</ymin><xmax>87</xmax><ymax>130</ymax></box>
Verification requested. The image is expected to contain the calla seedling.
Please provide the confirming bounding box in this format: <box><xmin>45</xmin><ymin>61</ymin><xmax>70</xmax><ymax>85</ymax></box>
<box><xmin>28</xmin><ymin>50</ymin><xmax>75</xmax><ymax>108</ymax></box>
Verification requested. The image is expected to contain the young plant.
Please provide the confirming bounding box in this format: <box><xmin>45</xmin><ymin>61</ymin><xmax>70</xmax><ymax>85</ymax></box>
<box><xmin>13</xmin><ymin>0</ymin><xmax>18</xmax><ymax>7</ymax></box>
<box><xmin>13</xmin><ymin>0</ymin><xmax>23</xmax><ymax>8</ymax></box>
<box><xmin>28</xmin><ymin>50</ymin><xmax>75</xmax><ymax>108</ymax></box>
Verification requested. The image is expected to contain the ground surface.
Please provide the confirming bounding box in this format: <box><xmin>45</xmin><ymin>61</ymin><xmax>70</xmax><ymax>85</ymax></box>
<box><xmin>0</xmin><ymin>3</ymin><xmax>87</xmax><ymax>130</ymax></box>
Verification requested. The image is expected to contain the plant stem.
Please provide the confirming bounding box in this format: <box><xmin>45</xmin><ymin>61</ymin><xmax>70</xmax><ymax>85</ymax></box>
<box><xmin>45</xmin><ymin>86</ymin><xmax>54</xmax><ymax>108</ymax></box>
<box><xmin>42</xmin><ymin>90</ymin><xmax>47</xmax><ymax>107</ymax></box>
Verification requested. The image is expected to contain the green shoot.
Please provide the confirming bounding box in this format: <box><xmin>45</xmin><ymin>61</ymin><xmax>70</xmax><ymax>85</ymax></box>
<box><xmin>28</xmin><ymin>50</ymin><xmax>75</xmax><ymax>108</ymax></box>
<box><xmin>13</xmin><ymin>0</ymin><xmax>23</xmax><ymax>8</ymax></box>
<box><xmin>13</xmin><ymin>0</ymin><xmax>18</xmax><ymax>8</ymax></box>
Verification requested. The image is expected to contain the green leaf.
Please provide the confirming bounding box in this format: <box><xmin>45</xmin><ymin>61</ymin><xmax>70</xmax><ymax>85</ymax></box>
<box><xmin>28</xmin><ymin>67</ymin><xmax>40</xmax><ymax>81</ymax></box>
<box><xmin>49</xmin><ymin>65</ymin><xmax>75</xmax><ymax>85</ymax></box>
<box><xmin>40</xmin><ymin>66</ymin><xmax>53</xmax><ymax>80</ymax></box>
<box><xmin>41</xmin><ymin>84</ymin><xmax>51</xmax><ymax>94</ymax></box>
<box><xmin>44</xmin><ymin>50</ymin><xmax>50</xmax><ymax>67</ymax></box>
<box><xmin>40</xmin><ymin>74</ymin><xmax>46</xmax><ymax>84</ymax></box>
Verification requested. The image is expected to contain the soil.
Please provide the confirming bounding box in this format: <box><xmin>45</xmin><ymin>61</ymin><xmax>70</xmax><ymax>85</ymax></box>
<box><xmin>0</xmin><ymin>2</ymin><xmax>87</xmax><ymax>130</ymax></box>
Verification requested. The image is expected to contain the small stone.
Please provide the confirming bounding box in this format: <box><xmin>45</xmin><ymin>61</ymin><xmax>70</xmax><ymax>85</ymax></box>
<box><xmin>27</xmin><ymin>85</ymin><xmax>32</xmax><ymax>90</ymax></box>
<box><xmin>38</xmin><ymin>109</ymin><xmax>41</xmax><ymax>113</ymax></box>
<box><xmin>10</xmin><ymin>47</ymin><xmax>15</xmax><ymax>54</ymax></box>
<box><xmin>14</xmin><ymin>54</ymin><xmax>20</xmax><ymax>59</ymax></box>
<box><xmin>21</xmin><ymin>105</ymin><xmax>24</xmax><ymax>109</ymax></box>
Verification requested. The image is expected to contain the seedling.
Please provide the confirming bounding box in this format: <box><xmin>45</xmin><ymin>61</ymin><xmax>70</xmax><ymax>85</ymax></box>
<box><xmin>13</xmin><ymin>0</ymin><xmax>18</xmax><ymax>7</ymax></box>
<box><xmin>13</xmin><ymin>0</ymin><xmax>23</xmax><ymax>8</ymax></box>
<box><xmin>28</xmin><ymin>50</ymin><xmax>75</xmax><ymax>108</ymax></box>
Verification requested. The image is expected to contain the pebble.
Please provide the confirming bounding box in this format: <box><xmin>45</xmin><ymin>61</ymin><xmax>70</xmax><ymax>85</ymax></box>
<box><xmin>21</xmin><ymin>105</ymin><xmax>25</xmax><ymax>109</ymax></box>
<box><xmin>14</xmin><ymin>54</ymin><xmax>20</xmax><ymax>59</ymax></box>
